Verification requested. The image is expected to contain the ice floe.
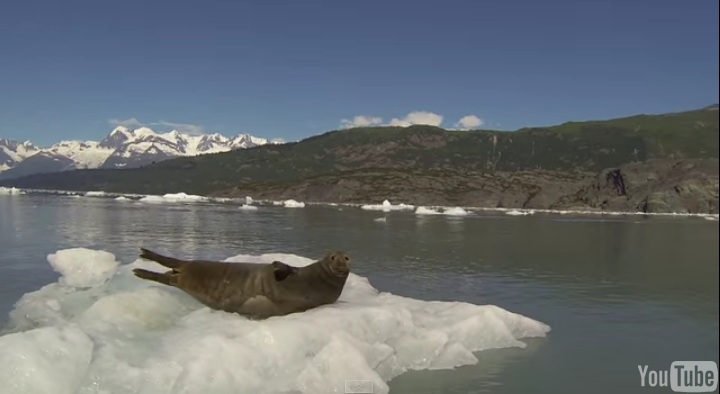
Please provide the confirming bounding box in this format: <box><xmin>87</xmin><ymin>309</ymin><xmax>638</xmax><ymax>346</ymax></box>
<box><xmin>0</xmin><ymin>248</ymin><xmax>551</xmax><ymax>394</ymax></box>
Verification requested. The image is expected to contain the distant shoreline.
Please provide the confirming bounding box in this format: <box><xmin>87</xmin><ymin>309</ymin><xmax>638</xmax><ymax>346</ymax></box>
<box><xmin>3</xmin><ymin>186</ymin><xmax>718</xmax><ymax>221</ymax></box>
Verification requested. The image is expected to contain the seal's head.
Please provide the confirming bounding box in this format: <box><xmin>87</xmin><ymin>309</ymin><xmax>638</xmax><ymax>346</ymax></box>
<box><xmin>323</xmin><ymin>251</ymin><xmax>351</xmax><ymax>277</ymax></box>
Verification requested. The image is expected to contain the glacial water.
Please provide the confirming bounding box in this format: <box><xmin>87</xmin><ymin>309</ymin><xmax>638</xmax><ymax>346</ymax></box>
<box><xmin>0</xmin><ymin>193</ymin><xmax>717</xmax><ymax>394</ymax></box>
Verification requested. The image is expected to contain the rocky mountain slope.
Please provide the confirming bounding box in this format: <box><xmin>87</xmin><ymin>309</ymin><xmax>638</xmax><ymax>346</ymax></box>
<box><xmin>2</xmin><ymin>106</ymin><xmax>718</xmax><ymax>214</ymax></box>
<box><xmin>0</xmin><ymin>127</ymin><xmax>275</xmax><ymax>180</ymax></box>
<box><xmin>0</xmin><ymin>139</ymin><xmax>39</xmax><ymax>173</ymax></box>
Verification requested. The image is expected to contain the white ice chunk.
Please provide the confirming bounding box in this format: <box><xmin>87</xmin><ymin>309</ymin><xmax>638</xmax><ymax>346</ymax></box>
<box><xmin>138</xmin><ymin>192</ymin><xmax>207</xmax><ymax>203</ymax></box>
<box><xmin>361</xmin><ymin>199</ymin><xmax>415</xmax><ymax>212</ymax></box>
<box><xmin>161</xmin><ymin>192</ymin><xmax>207</xmax><ymax>202</ymax></box>
<box><xmin>443</xmin><ymin>207</ymin><xmax>469</xmax><ymax>216</ymax></box>
<box><xmin>47</xmin><ymin>248</ymin><xmax>120</xmax><ymax>288</ymax></box>
<box><xmin>415</xmin><ymin>206</ymin><xmax>442</xmax><ymax>215</ymax></box>
<box><xmin>283</xmin><ymin>199</ymin><xmax>306</xmax><ymax>208</ymax></box>
<box><xmin>0</xmin><ymin>186</ymin><xmax>23</xmax><ymax>195</ymax></box>
<box><xmin>0</xmin><ymin>248</ymin><xmax>551</xmax><ymax>394</ymax></box>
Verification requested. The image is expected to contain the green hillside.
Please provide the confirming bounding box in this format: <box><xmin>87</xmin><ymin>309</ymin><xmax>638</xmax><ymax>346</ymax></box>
<box><xmin>2</xmin><ymin>106</ymin><xmax>717</xmax><ymax>197</ymax></box>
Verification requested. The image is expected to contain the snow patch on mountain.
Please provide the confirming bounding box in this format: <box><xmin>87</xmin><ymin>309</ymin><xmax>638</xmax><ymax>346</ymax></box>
<box><xmin>0</xmin><ymin>127</ymin><xmax>278</xmax><ymax>178</ymax></box>
<box><xmin>1</xmin><ymin>139</ymin><xmax>40</xmax><ymax>167</ymax></box>
<box><xmin>45</xmin><ymin>141</ymin><xmax>114</xmax><ymax>169</ymax></box>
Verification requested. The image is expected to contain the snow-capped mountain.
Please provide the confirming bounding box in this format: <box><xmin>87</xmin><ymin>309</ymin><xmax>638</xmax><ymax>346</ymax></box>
<box><xmin>0</xmin><ymin>139</ymin><xmax>39</xmax><ymax>172</ymax></box>
<box><xmin>0</xmin><ymin>127</ymin><xmax>278</xmax><ymax>180</ymax></box>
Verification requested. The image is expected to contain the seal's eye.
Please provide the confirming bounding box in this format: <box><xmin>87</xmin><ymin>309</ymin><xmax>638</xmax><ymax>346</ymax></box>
<box><xmin>344</xmin><ymin>256</ymin><xmax>349</xmax><ymax>261</ymax></box>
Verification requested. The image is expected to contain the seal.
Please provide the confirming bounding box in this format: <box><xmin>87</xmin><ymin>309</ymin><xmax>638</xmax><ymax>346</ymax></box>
<box><xmin>132</xmin><ymin>248</ymin><xmax>351</xmax><ymax>319</ymax></box>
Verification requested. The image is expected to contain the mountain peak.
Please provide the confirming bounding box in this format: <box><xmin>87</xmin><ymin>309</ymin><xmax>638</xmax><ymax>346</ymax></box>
<box><xmin>110</xmin><ymin>126</ymin><xmax>131</xmax><ymax>135</ymax></box>
<box><xmin>1</xmin><ymin>126</ymin><xmax>278</xmax><ymax>177</ymax></box>
<box><xmin>132</xmin><ymin>127</ymin><xmax>157</xmax><ymax>138</ymax></box>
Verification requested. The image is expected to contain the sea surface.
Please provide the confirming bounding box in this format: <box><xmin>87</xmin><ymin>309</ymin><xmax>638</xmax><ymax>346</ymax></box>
<box><xmin>0</xmin><ymin>194</ymin><xmax>718</xmax><ymax>394</ymax></box>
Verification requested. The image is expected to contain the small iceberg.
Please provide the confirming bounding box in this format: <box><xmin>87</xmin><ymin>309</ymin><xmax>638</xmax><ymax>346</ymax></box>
<box><xmin>284</xmin><ymin>199</ymin><xmax>306</xmax><ymax>208</ymax></box>
<box><xmin>361</xmin><ymin>199</ymin><xmax>415</xmax><ymax>212</ymax></box>
<box><xmin>139</xmin><ymin>192</ymin><xmax>208</xmax><ymax>203</ymax></box>
<box><xmin>0</xmin><ymin>187</ymin><xmax>23</xmax><ymax>195</ymax></box>
<box><xmin>415</xmin><ymin>206</ymin><xmax>442</xmax><ymax>215</ymax></box>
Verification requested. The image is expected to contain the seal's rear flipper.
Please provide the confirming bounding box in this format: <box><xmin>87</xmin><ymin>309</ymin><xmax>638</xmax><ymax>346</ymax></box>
<box><xmin>139</xmin><ymin>248</ymin><xmax>186</xmax><ymax>269</ymax></box>
<box><xmin>133</xmin><ymin>268</ymin><xmax>173</xmax><ymax>286</ymax></box>
<box><xmin>271</xmin><ymin>261</ymin><xmax>298</xmax><ymax>281</ymax></box>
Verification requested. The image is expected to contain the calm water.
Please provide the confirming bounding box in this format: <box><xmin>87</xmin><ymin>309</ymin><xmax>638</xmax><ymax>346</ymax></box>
<box><xmin>0</xmin><ymin>194</ymin><xmax>718</xmax><ymax>394</ymax></box>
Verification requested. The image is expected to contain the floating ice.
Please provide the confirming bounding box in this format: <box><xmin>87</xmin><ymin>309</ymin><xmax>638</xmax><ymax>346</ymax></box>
<box><xmin>114</xmin><ymin>196</ymin><xmax>128</xmax><ymax>201</ymax></box>
<box><xmin>0</xmin><ymin>186</ymin><xmax>23</xmax><ymax>195</ymax></box>
<box><xmin>85</xmin><ymin>191</ymin><xmax>106</xmax><ymax>197</ymax></box>
<box><xmin>0</xmin><ymin>248</ymin><xmax>550</xmax><ymax>394</ymax></box>
<box><xmin>5</xmin><ymin>188</ymin><xmax>718</xmax><ymax>219</ymax></box>
<box><xmin>284</xmin><ymin>199</ymin><xmax>306</xmax><ymax>208</ymax></box>
<box><xmin>239</xmin><ymin>204</ymin><xmax>259</xmax><ymax>211</ymax></box>
<box><xmin>415</xmin><ymin>206</ymin><xmax>469</xmax><ymax>216</ymax></box>
<box><xmin>138</xmin><ymin>195</ymin><xmax>164</xmax><ymax>203</ymax></box>
<box><xmin>415</xmin><ymin>206</ymin><xmax>442</xmax><ymax>215</ymax></box>
<box><xmin>245</xmin><ymin>196</ymin><xmax>253</xmax><ymax>205</ymax></box>
<box><xmin>162</xmin><ymin>192</ymin><xmax>207</xmax><ymax>202</ymax></box>
<box><xmin>139</xmin><ymin>192</ymin><xmax>208</xmax><ymax>203</ymax></box>
<box><xmin>506</xmin><ymin>209</ymin><xmax>533</xmax><ymax>216</ymax></box>
<box><xmin>361</xmin><ymin>199</ymin><xmax>415</xmax><ymax>212</ymax></box>
<box><xmin>443</xmin><ymin>207</ymin><xmax>469</xmax><ymax>216</ymax></box>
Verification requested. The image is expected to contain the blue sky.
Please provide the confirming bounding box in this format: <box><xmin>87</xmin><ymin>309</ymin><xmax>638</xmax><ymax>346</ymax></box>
<box><xmin>1</xmin><ymin>0</ymin><xmax>718</xmax><ymax>146</ymax></box>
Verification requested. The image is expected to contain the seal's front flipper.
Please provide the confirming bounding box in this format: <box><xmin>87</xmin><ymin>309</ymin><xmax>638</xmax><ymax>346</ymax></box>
<box><xmin>271</xmin><ymin>261</ymin><xmax>298</xmax><ymax>281</ymax></box>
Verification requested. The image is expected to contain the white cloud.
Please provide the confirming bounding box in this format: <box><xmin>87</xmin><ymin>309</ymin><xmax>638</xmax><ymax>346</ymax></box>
<box><xmin>340</xmin><ymin>115</ymin><xmax>384</xmax><ymax>129</ymax></box>
<box><xmin>151</xmin><ymin>120</ymin><xmax>206</xmax><ymax>136</ymax></box>
<box><xmin>388</xmin><ymin>111</ymin><xmax>443</xmax><ymax>127</ymax></box>
<box><xmin>108</xmin><ymin>118</ymin><xmax>145</xmax><ymax>129</ymax></box>
<box><xmin>107</xmin><ymin>118</ymin><xmax>206</xmax><ymax>135</ymax></box>
<box><xmin>455</xmin><ymin>115</ymin><xmax>484</xmax><ymax>130</ymax></box>
<box><xmin>339</xmin><ymin>111</ymin><xmax>445</xmax><ymax>129</ymax></box>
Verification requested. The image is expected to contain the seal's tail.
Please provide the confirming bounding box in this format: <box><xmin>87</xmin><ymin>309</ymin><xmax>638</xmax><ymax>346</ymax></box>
<box><xmin>133</xmin><ymin>268</ymin><xmax>173</xmax><ymax>286</ymax></box>
<box><xmin>139</xmin><ymin>248</ymin><xmax>186</xmax><ymax>269</ymax></box>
